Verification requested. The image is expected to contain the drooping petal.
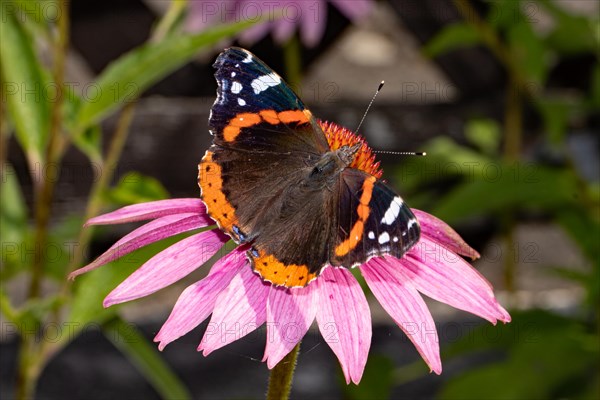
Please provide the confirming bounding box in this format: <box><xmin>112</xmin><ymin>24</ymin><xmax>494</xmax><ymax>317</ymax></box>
<box><xmin>403</xmin><ymin>237</ymin><xmax>511</xmax><ymax>324</ymax></box>
<box><xmin>329</xmin><ymin>0</ymin><xmax>373</xmax><ymax>21</ymax></box>
<box><xmin>272</xmin><ymin>14</ymin><xmax>298</xmax><ymax>45</ymax></box>
<box><xmin>86</xmin><ymin>198</ymin><xmax>207</xmax><ymax>226</ymax></box>
<box><xmin>238</xmin><ymin>20</ymin><xmax>272</xmax><ymax>45</ymax></box>
<box><xmin>70</xmin><ymin>213</ymin><xmax>209</xmax><ymax>279</ymax></box>
<box><xmin>103</xmin><ymin>229</ymin><xmax>228</xmax><ymax>307</ymax></box>
<box><xmin>186</xmin><ymin>0</ymin><xmax>237</xmax><ymax>32</ymax></box>
<box><xmin>361</xmin><ymin>259</ymin><xmax>441</xmax><ymax>374</ymax></box>
<box><xmin>154</xmin><ymin>247</ymin><xmax>247</xmax><ymax>350</ymax></box>
<box><xmin>199</xmin><ymin>263</ymin><xmax>269</xmax><ymax>355</ymax></box>
<box><xmin>412</xmin><ymin>209</ymin><xmax>480</xmax><ymax>259</ymax></box>
<box><xmin>300</xmin><ymin>0</ymin><xmax>327</xmax><ymax>47</ymax></box>
<box><xmin>316</xmin><ymin>267</ymin><xmax>371</xmax><ymax>384</ymax></box>
<box><xmin>264</xmin><ymin>283</ymin><xmax>317</xmax><ymax>368</ymax></box>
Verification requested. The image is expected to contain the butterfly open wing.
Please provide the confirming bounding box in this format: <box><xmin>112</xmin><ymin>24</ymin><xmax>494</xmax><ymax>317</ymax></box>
<box><xmin>201</xmin><ymin>47</ymin><xmax>420</xmax><ymax>288</ymax></box>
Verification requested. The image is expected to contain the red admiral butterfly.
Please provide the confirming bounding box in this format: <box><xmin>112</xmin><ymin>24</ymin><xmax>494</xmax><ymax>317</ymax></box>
<box><xmin>199</xmin><ymin>48</ymin><xmax>420</xmax><ymax>288</ymax></box>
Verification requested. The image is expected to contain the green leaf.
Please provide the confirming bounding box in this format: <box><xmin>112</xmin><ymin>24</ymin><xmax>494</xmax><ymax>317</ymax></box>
<box><xmin>535</xmin><ymin>97</ymin><xmax>575</xmax><ymax>146</ymax></box>
<box><xmin>423</xmin><ymin>23</ymin><xmax>481</xmax><ymax>58</ymax></box>
<box><xmin>72</xmin><ymin>123</ymin><xmax>102</xmax><ymax>162</ymax></box>
<box><xmin>0</xmin><ymin>163</ymin><xmax>29</xmax><ymax>277</ymax></box>
<box><xmin>507</xmin><ymin>21</ymin><xmax>548</xmax><ymax>84</ymax></box>
<box><xmin>68</xmin><ymin>233</ymin><xmax>189</xmax><ymax>330</ymax></box>
<box><xmin>4</xmin><ymin>0</ymin><xmax>60</xmax><ymax>24</ymax></box>
<box><xmin>44</xmin><ymin>214</ymin><xmax>85</xmax><ymax>280</ymax></box>
<box><xmin>103</xmin><ymin>317</ymin><xmax>192</xmax><ymax>400</ymax></box>
<box><xmin>104</xmin><ymin>171</ymin><xmax>169</xmax><ymax>206</ymax></box>
<box><xmin>555</xmin><ymin>206</ymin><xmax>600</xmax><ymax>265</ymax></box>
<box><xmin>344</xmin><ymin>354</ymin><xmax>394</xmax><ymax>400</ymax></box>
<box><xmin>486</xmin><ymin>0</ymin><xmax>522</xmax><ymax>30</ymax></box>
<box><xmin>440</xmin><ymin>311</ymin><xmax>597</xmax><ymax>399</ymax></box>
<box><xmin>392</xmin><ymin>136</ymin><xmax>493</xmax><ymax>193</ymax></box>
<box><xmin>432</xmin><ymin>165</ymin><xmax>580</xmax><ymax>223</ymax></box>
<box><xmin>0</xmin><ymin>163</ymin><xmax>28</xmax><ymax>245</ymax></box>
<box><xmin>540</xmin><ymin>0</ymin><xmax>598</xmax><ymax>55</ymax></box>
<box><xmin>74</xmin><ymin>19</ymin><xmax>258</xmax><ymax>132</ymax></box>
<box><xmin>0</xmin><ymin>9</ymin><xmax>51</xmax><ymax>164</ymax></box>
<box><xmin>464</xmin><ymin>118</ymin><xmax>501</xmax><ymax>155</ymax></box>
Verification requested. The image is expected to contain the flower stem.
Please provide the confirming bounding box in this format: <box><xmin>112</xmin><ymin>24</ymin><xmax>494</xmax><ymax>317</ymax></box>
<box><xmin>283</xmin><ymin>34</ymin><xmax>302</xmax><ymax>89</ymax></box>
<box><xmin>64</xmin><ymin>101</ymin><xmax>136</xmax><ymax>279</ymax></box>
<box><xmin>29</xmin><ymin>0</ymin><xmax>70</xmax><ymax>299</ymax></box>
<box><xmin>266</xmin><ymin>342</ymin><xmax>301</xmax><ymax>400</ymax></box>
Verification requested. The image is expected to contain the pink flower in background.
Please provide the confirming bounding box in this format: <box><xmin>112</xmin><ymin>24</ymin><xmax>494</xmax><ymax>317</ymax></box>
<box><xmin>71</xmin><ymin>198</ymin><xmax>510</xmax><ymax>383</ymax></box>
<box><xmin>187</xmin><ymin>0</ymin><xmax>373</xmax><ymax>47</ymax></box>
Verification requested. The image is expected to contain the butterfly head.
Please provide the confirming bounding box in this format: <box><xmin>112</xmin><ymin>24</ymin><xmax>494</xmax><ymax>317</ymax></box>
<box><xmin>319</xmin><ymin>120</ymin><xmax>382</xmax><ymax>179</ymax></box>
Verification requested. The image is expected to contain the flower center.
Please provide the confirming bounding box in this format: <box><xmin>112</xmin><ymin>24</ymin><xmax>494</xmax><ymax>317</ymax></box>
<box><xmin>319</xmin><ymin>120</ymin><xmax>382</xmax><ymax>179</ymax></box>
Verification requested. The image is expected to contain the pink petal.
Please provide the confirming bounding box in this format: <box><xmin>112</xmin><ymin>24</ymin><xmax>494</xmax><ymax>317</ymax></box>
<box><xmin>316</xmin><ymin>267</ymin><xmax>371</xmax><ymax>384</ymax></box>
<box><xmin>300</xmin><ymin>0</ymin><xmax>327</xmax><ymax>47</ymax></box>
<box><xmin>103</xmin><ymin>229</ymin><xmax>228</xmax><ymax>307</ymax></box>
<box><xmin>329</xmin><ymin>0</ymin><xmax>373</xmax><ymax>21</ymax></box>
<box><xmin>239</xmin><ymin>21</ymin><xmax>272</xmax><ymax>45</ymax></box>
<box><xmin>361</xmin><ymin>259</ymin><xmax>442</xmax><ymax>374</ymax></box>
<box><xmin>403</xmin><ymin>237</ymin><xmax>511</xmax><ymax>324</ymax></box>
<box><xmin>199</xmin><ymin>263</ymin><xmax>269</xmax><ymax>355</ymax></box>
<box><xmin>412</xmin><ymin>209</ymin><xmax>480</xmax><ymax>259</ymax></box>
<box><xmin>154</xmin><ymin>247</ymin><xmax>248</xmax><ymax>350</ymax></box>
<box><xmin>70</xmin><ymin>213</ymin><xmax>209</xmax><ymax>279</ymax></box>
<box><xmin>86</xmin><ymin>198</ymin><xmax>207</xmax><ymax>226</ymax></box>
<box><xmin>186</xmin><ymin>0</ymin><xmax>237</xmax><ymax>32</ymax></box>
<box><xmin>264</xmin><ymin>283</ymin><xmax>317</xmax><ymax>368</ymax></box>
<box><xmin>272</xmin><ymin>16</ymin><xmax>297</xmax><ymax>45</ymax></box>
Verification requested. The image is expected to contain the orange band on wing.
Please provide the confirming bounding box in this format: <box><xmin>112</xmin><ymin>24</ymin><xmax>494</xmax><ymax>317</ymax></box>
<box><xmin>251</xmin><ymin>249</ymin><xmax>317</xmax><ymax>288</ymax></box>
<box><xmin>222</xmin><ymin>110</ymin><xmax>310</xmax><ymax>142</ymax></box>
<box><xmin>335</xmin><ymin>176</ymin><xmax>376</xmax><ymax>257</ymax></box>
<box><xmin>198</xmin><ymin>151</ymin><xmax>238</xmax><ymax>232</ymax></box>
<box><xmin>259</xmin><ymin>109</ymin><xmax>279</xmax><ymax>125</ymax></box>
<box><xmin>278</xmin><ymin>110</ymin><xmax>309</xmax><ymax>124</ymax></box>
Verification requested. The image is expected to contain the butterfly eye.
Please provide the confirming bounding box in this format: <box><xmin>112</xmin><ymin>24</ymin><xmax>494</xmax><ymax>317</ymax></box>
<box><xmin>310</xmin><ymin>166</ymin><xmax>323</xmax><ymax>177</ymax></box>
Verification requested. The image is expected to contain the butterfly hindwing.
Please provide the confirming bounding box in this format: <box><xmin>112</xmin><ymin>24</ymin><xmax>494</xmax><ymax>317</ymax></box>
<box><xmin>332</xmin><ymin>169</ymin><xmax>420</xmax><ymax>268</ymax></box>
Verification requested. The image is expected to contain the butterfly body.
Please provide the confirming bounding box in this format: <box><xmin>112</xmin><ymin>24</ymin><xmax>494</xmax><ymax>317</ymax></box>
<box><xmin>199</xmin><ymin>48</ymin><xmax>420</xmax><ymax>288</ymax></box>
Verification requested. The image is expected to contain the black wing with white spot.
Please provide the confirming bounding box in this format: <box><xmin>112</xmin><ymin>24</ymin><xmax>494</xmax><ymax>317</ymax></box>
<box><xmin>332</xmin><ymin>169</ymin><xmax>420</xmax><ymax>268</ymax></box>
<box><xmin>209</xmin><ymin>47</ymin><xmax>329</xmax><ymax>153</ymax></box>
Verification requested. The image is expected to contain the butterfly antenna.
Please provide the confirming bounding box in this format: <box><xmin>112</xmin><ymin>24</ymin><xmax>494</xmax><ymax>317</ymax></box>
<box><xmin>374</xmin><ymin>150</ymin><xmax>427</xmax><ymax>156</ymax></box>
<box><xmin>355</xmin><ymin>80</ymin><xmax>385</xmax><ymax>134</ymax></box>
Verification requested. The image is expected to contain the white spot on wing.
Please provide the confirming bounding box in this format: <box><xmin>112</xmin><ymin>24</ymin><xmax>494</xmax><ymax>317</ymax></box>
<box><xmin>242</xmin><ymin>52</ymin><xmax>253</xmax><ymax>63</ymax></box>
<box><xmin>381</xmin><ymin>196</ymin><xmax>403</xmax><ymax>225</ymax></box>
<box><xmin>407</xmin><ymin>218</ymin><xmax>417</xmax><ymax>229</ymax></box>
<box><xmin>231</xmin><ymin>81</ymin><xmax>242</xmax><ymax>94</ymax></box>
<box><xmin>368</xmin><ymin>231</ymin><xmax>375</xmax><ymax>240</ymax></box>
<box><xmin>237</xmin><ymin>98</ymin><xmax>246</xmax><ymax>106</ymax></box>
<box><xmin>378</xmin><ymin>232</ymin><xmax>390</xmax><ymax>244</ymax></box>
<box><xmin>393</xmin><ymin>236</ymin><xmax>399</xmax><ymax>242</ymax></box>
<box><xmin>251</xmin><ymin>73</ymin><xmax>281</xmax><ymax>94</ymax></box>
<box><xmin>231</xmin><ymin>72</ymin><xmax>236</xmax><ymax>77</ymax></box>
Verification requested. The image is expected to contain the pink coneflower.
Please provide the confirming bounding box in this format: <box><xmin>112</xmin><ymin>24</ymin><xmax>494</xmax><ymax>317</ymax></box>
<box><xmin>71</xmin><ymin>194</ymin><xmax>510</xmax><ymax>383</ymax></box>
<box><xmin>187</xmin><ymin>0</ymin><xmax>373</xmax><ymax>47</ymax></box>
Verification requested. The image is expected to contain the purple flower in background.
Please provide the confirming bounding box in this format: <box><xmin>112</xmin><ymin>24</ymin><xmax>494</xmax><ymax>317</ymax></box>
<box><xmin>187</xmin><ymin>0</ymin><xmax>373</xmax><ymax>47</ymax></box>
<box><xmin>71</xmin><ymin>198</ymin><xmax>510</xmax><ymax>383</ymax></box>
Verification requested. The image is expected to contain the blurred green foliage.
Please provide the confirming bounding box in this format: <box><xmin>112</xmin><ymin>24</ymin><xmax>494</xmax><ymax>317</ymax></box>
<box><xmin>385</xmin><ymin>0</ymin><xmax>598</xmax><ymax>398</ymax></box>
<box><xmin>0</xmin><ymin>0</ymin><xmax>259</xmax><ymax>398</ymax></box>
